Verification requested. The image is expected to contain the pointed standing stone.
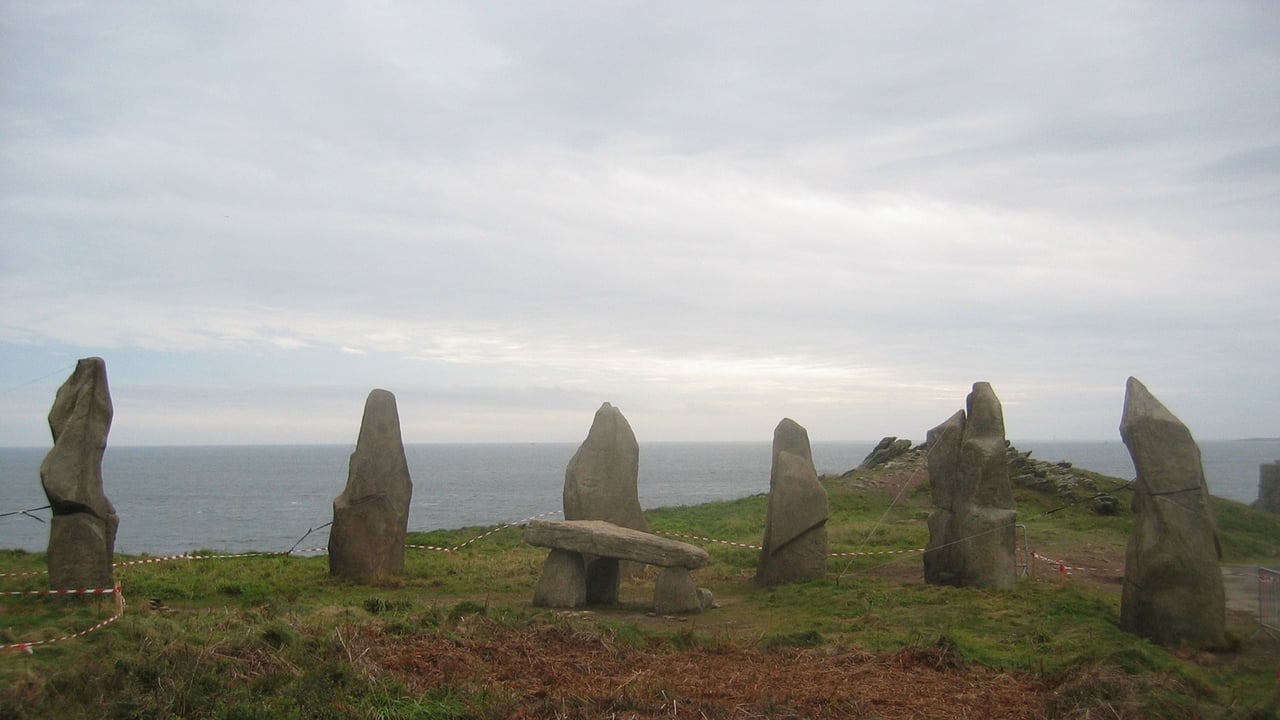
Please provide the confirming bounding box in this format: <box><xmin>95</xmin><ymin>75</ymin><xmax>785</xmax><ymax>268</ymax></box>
<box><xmin>1119</xmin><ymin>377</ymin><xmax>1225</xmax><ymax>648</ymax></box>
<box><xmin>40</xmin><ymin>357</ymin><xmax>118</xmax><ymax>590</ymax></box>
<box><xmin>756</xmin><ymin>418</ymin><xmax>828</xmax><ymax>586</ymax></box>
<box><xmin>329</xmin><ymin>389</ymin><xmax>413</xmax><ymax>583</ymax></box>
<box><xmin>924</xmin><ymin>382</ymin><xmax>1016</xmax><ymax>589</ymax></box>
<box><xmin>563</xmin><ymin>402</ymin><xmax>649</xmax><ymax>588</ymax></box>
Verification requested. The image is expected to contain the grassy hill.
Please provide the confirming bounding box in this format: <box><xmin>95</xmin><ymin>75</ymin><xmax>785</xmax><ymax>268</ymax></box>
<box><xmin>1</xmin><ymin>451</ymin><xmax>1277</xmax><ymax>719</ymax></box>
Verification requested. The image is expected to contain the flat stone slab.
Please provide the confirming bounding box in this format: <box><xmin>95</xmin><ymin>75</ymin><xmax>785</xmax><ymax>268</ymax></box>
<box><xmin>524</xmin><ymin>520</ymin><xmax>709</xmax><ymax>569</ymax></box>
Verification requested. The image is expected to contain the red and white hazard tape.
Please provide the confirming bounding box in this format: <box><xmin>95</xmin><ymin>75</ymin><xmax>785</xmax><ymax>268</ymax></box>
<box><xmin>829</xmin><ymin>547</ymin><xmax>924</xmax><ymax>558</ymax></box>
<box><xmin>1</xmin><ymin>586</ymin><xmax>116</xmax><ymax>597</ymax></box>
<box><xmin>1</xmin><ymin>585</ymin><xmax>125</xmax><ymax>653</ymax></box>
<box><xmin>1030</xmin><ymin>551</ymin><xmax>1118</xmax><ymax>575</ymax></box>
<box><xmin>655</xmin><ymin>530</ymin><xmax>763</xmax><ymax>551</ymax></box>
<box><xmin>407</xmin><ymin>510</ymin><xmax>563</xmax><ymax>553</ymax></box>
<box><xmin>0</xmin><ymin>568</ymin><xmax>48</xmax><ymax>579</ymax></box>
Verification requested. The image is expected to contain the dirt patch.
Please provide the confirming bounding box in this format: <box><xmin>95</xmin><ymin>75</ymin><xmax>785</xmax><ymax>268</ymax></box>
<box><xmin>364</xmin><ymin>620</ymin><xmax>1046</xmax><ymax>719</ymax></box>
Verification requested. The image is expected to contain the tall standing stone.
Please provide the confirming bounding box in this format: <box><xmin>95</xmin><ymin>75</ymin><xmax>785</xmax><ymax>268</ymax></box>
<box><xmin>924</xmin><ymin>382</ymin><xmax>1016</xmax><ymax>589</ymax></box>
<box><xmin>40</xmin><ymin>357</ymin><xmax>118</xmax><ymax>590</ymax></box>
<box><xmin>756</xmin><ymin>418</ymin><xmax>828</xmax><ymax>586</ymax></box>
<box><xmin>1119</xmin><ymin>377</ymin><xmax>1225</xmax><ymax>648</ymax></box>
<box><xmin>1254</xmin><ymin>461</ymin><xmax>1280</xmax><ymax>514</ymax></box>
<box><xmin>563</xmin><ymin>402</ymin><xmax>648</xmax><ymax>589</ymax></box>
<box><xmin>329</xmin><ymin>389</ymin><xmax>413</xmax><ymax>583</ymax></box>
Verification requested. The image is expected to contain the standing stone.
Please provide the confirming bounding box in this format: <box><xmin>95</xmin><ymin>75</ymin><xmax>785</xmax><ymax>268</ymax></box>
<box><xmin>924</xmin><ymin>382</ymin><xmax>1016</xmax><ymax>589</ymax></box>
<box><xmin>1254</xmin><ymin>461</ymin><xmax>1280</xmax><ymax>514</ymax></box>
<box><xmin>40</xmin><ymin>357</ymin><xmax>118</xmax><ymax>590</ymax></box>
<box><xmin>756</xmin><ymin>418</ymin><xmax>828</xmax><ymax>586</ymax></box>
<box><xmin>329</xmin><ymin>389</ymin><xmax>413</xmax><ymax>583</ymax></box>
<box><xmin>1119</xmin><ymin>377</ymin><xmax>1225</xmax><ymax>648</ymax></box>
<box><xmin>563</xmin><ymin>403</ymin><xmax>648</xmax><ymax>587</ymax></box>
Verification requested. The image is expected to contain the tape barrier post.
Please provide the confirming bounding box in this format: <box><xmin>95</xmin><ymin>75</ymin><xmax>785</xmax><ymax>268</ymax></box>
<box><xmin>1260</xmin><ymin>567</ymin><xmax>1280</xmax><ymax>637</ymax></box>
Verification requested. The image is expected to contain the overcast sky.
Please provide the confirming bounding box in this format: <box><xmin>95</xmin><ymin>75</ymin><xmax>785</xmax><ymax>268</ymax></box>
<box><xmin>2</xmin><ymin>2</ymin><xmax>1277</xmax><ymax>447</ymax></box>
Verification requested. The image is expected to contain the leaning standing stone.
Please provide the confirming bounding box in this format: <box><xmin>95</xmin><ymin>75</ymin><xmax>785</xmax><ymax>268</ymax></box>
<box><xmin>40</xmin><ymin>357</ymin><xmax>118</xmax><ymax>590</ymax></box>
<box><xmin>1119</xmin><ymin>377</ymin><xmax>1225</xmax><ymax>648</ymax></box>
<box><xmin>756</xmin><ymin>418</ymin><xmax>828</xmax><ymax>586</ymax></box>
<box><xmin>329</xmin><ymin>389</ymin><xmax>413</xmax><ymax>583</ymax></box>
<box><xmin>924</xmin><ymin>382</ymin><xmax>1016</xmax><ymax>589</ymax></box>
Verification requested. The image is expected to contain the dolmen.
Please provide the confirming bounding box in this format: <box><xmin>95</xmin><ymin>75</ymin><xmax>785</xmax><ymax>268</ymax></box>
<box><xmin>329</xmin><ymin>389</ymin><xmax>413</xmax><ymax>583</ymax></box>
<box><xmin>525</xmin><ymin>519</ymin><xmax>711</xmax><ymax>613</ymax></box>
<box><xmin>40</xmin><ymin>357</ymin><xmax>118</xmax><ymax>591</ymax></box>
<box><xmin>924</xmin><ymin>382</ymin><xmax>1016</xmax><ymax>589</ymax></box>
<box><xmin>756</xmin><ymin>418</ymin><xmax>828</xmax><ymax>586</ymax></box>
<box><xmin>1119</xmin><ymin>377</ymin><xmax>1225</xmax><ymax>648</ymax></box>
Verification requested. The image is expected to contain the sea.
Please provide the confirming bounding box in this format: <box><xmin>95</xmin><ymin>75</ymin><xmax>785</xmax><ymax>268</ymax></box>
<box><xmin>1</xmin><ymin>440</ymin><xmax>1276</xmax><ymax>556</ymax></box>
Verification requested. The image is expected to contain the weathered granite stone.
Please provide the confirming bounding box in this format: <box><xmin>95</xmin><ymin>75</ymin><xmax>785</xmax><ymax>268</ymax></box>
<box><xmin>563</xmin><ymin>402</ymin><xmax>649</xmax><ymax>588</ymax></box>
<box><xmin>40</xmin><ymin>357</ymin><xmax>118</xmax><ymax>590</ymax></box>
<box><xmin>654</xmin><ymin>566</ymin><xmax>701</xmax><ymax>614</ymax></box>
<box><xmin>1119</xmin><ymin>377</ymin><xmax>1225</xmax><ymax>648</ymax></box>
<box><xmin>563</xmin><ymin>403</ymin><xmax>648</xmax><ymax>532</ymax></box>
<box><xmin>329</xmin><ymin>389</ymin><xmax>413</xmax><ymax>583</ymax></box>
<box><xmin>924</xmin><ymin>383</ymin><xmax>1016</xmax><ymax>589</ymax></box>
<box><xmin>524</xmin><ymin>520</ymin><xmax>709</xmax><ymax>568</ymax></box>
<box><xmin>858</xmin><ymin>436</ymin><xmax>913</xmax><ymax>469</ymax></box>
<box><xmin>1254</xmin><ymin>461</ymin><xmax>1280</xmax><ymax>514</ymax></box>
<box><xmin>532</xmin><ymin>549</ymin><xmax>587</xmax><ymax>608</ymax></box>
<box><xmin>756</xmin><ymin>419</ymin><xmax>828</xmax><ymax>586</ymax></box>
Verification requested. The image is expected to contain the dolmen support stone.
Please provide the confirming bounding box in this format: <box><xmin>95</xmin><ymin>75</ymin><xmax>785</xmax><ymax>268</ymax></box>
<box><xmin>329</xmin><ymin>389</ymin><xmax>413</xmax><ymax>583</ymax></box>
<box><xmin>1255</xmin><ymin>461</ymin><xmax>1280</xmax><ymax>514</ymax></box>
<box><xmin>525</xmin><ymin>519</ymin><xmax>711</xmax><ymax>613</ymax></box>
<box><xmin>40</xmin><ymin>357</ymin><xmax>118</xmax><ymax>591</ymax></box>
<box><xmin>1119</xmin><ymin>377</ymin><xmax>1225</xmax><ymax>648</ymax></box>
<box><xmin>756</xmin><ymin>418</ymin><xmax>828</xmax><ymax>586</ymax></box>
<box><xmin>563</xmin><ymin>402</ymin><xmax>649</xmax><ymax>590</ymax></box>
<box><xmin>924</xmin><ymin>382</ymin><xmax>1016</xmax><ymax>589</ymax></box>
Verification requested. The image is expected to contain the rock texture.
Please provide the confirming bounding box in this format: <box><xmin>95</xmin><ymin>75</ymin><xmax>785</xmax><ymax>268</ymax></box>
<box><xmin>1119</xmin><ymin>377</ymin><xmax>1225</xmax><ymax>648</ymax></box>
<box><xmin>40</xmin><ymin>357</ymin><xmax>118</xmax><ymax>590</ymax></box>
<box><xmin>924</xmin><ymin>382</ymin><xmax>1016</xmax><ymax>589</ymax></box>
<box><xmin>524</xmin><ymin>520</ymin><xmax>709</xmax><ymax>568</ymax></box>
<box><xmin>1255</xmin><ymin>461</ymin><xmax>1280</xmax><ymax>514</ymax></box>
<box><xmin>329</xmin><ymin>389</ymin><xmax>413</xmax><ymax>583</ymax></box>
<box><xmin>563</xmin><ymin>402</ymin><xmax>649</xmax><ymax>588</ymax></box>
<box><xmin>756</xmin><ymin>418</ymin><xmax>828</xmax><ymax>586</ymax></box>
<box><xmin>858</xmin><ymin>436</ymin><xmax>913</xmax><ymax>470</ymax></box>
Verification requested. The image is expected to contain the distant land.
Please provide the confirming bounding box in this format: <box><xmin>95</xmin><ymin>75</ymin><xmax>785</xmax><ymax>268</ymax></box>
<box><xmin>1238</xmin><ymin>437</ymin><xmax>1280</xmax><ymax>442</ymax></box>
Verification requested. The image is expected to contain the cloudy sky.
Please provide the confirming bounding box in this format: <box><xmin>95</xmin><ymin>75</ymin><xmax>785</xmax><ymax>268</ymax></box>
<box><xmin>1</xmin><ymin>2</ymin><xmax>1277</xmax><ymax>447</ymax></box>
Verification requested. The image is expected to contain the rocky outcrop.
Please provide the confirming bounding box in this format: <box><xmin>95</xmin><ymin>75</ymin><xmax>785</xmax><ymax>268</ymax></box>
<box><xmin>1007</xmin><ymin>445</ymin><xmax>1121</xmax><ymax>513</ymax></box>
<box><xmin>756</xmin><ymin>418</ymin><xmax>828</xmax><ymax>586</ymax></box>
<box><xmin>1255</xmin><ymin>461</ymin><xmax>1280</xmax><ymax>514</ymax></box>
<box><xmin>1119</xmin><ymin>377</ymin><xmax>1225</xmax><ymax>648</ymax></box>
<box><xmin>858</xmin><ymin>436</ymin><xmax>913</xmax><ymax>470</ymax></box>
<box><xmin>328</xmin><ymin>389</ymin><xmax>413</xmax><ymax>583</ymax></box>
<box><xmin>40</xmin><ymin>358</ymin><xmax>118</xmax><ymax>590</ymax></box>
<box><xmin>924</xmin><ymin>382</ymin><xmax>1016</xmax><ymax>589</ymax></box>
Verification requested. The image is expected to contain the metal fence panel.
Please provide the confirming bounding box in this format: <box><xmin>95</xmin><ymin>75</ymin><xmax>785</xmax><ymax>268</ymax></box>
<box><xmin>1260</xmin><ymin>567</ymin><xmax>1280</xmax><ymax>636</ymax></box>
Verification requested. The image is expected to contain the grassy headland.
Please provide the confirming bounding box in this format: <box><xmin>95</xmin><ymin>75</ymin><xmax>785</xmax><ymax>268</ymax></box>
<box><xmin>1</xmin><ymin>450</ymin><xmax>1278</xmax><ymax>719</ymax></box>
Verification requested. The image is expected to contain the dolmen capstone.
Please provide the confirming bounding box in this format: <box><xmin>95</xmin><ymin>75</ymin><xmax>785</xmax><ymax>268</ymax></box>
<box><xmin>924</xmin><ymin>382</ymin><xmax>1016</xmax><ymax>589</ymax></box>
<box><xmin>1255</xmin><ymin>461</ymin><xmax>1280</xmax><ymax>514</ymax></box>
<box><xmin>1119</xmin><ymin>377</ymin><xmax>1225</xmax><ymax>648</ymax></box>
<box><xmin>563</xmin><ymin>402</ymin><xmax>649</xmax><ymax>587</ymax></box>
<box><xmin>40</xmin><ymin>357</ymin><xmax>118</xmax><ymax>591</ymax></box>
<box><xmin>329</xmin><ymin>389</ymin><xmax>413</xmax><ymax>583</ymax></box>
<box><xmin>525</xmin><ymin>519</ymin><xmax>712</xmax><ymax>613</ymax></box>
<box><xmin>756</xmin><ymin>418</ymin><xmax>828</xmax><ymax>586</ymax></box>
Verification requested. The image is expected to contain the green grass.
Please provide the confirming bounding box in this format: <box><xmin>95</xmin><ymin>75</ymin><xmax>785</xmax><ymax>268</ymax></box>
<box><xmin>2</xmin><ymin>462</ymin><xmax>1278</xmax><ymax>719</ymax></box>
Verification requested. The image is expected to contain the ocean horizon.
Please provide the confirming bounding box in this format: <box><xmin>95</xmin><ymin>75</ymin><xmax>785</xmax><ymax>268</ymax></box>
<box><xmin>2</xmin><ymin>439</ymin><xmax>1276</xmax><ymax>556</ymax></box>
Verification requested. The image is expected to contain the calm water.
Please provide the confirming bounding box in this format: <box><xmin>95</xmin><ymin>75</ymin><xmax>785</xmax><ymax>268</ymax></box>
<box><xmin>1</xmin><ymin>440</ymin><xmax>1274</xmax><ymax>555</ymax></box>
